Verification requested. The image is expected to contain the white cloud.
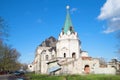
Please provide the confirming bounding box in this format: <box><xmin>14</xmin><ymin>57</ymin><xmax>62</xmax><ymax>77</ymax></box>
<box><xmin>111</xmin><ymin>17</ymin><xmax>120</xmax><ymax>22</ymax></box>
<box><xmin>98</xmin><ymin>0</ymin><xmax>120</xmax><ymax>33</ymax></box>
<box><xmin>70</xmin><ymin>8</ymin><xmax>77</xmax><ymax>13</ymax></box>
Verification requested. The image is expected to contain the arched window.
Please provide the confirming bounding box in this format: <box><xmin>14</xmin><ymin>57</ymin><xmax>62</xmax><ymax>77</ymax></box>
<box><xmin>72</xmin><ymin>52</ymin><xmax>76</xmax><ymax>59</ymax></box>
<box><xmin>64</xmin><ymin>53</ymin><xmax>66</xmax><ymax>58</ymax></box>
<box><xmin>46</xmin><ymin>55</ymin><xmax>49</xmax><ymax>60</ymax></box>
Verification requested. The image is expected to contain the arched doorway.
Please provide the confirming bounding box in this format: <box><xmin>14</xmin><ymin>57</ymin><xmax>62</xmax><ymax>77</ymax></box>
<box><xmin>72</xmin><ymin>52</ymin><xmax>76</xmax><ymax>59</ymax></box>
<box><xmin>84</xmin><ymin>65</ymin><xmax>90</xmax><ymax>74</ymax></box>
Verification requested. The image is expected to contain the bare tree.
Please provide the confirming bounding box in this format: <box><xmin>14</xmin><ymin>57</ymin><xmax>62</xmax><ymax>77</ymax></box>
<box><xmin>0</xmin><ymin>17</ymin><xmax>21</xmax><ymax>71</ymax></box>
<box><xmin>98</xmin><ymin>57</ymin><xmax>107</xmax><ymax>67</ymax></box>
<box><xmin>0</xmin><ymin>17</ymin><xmax>9</xmax><ymax>43</ymax></box>
<box><xmin>0</xmin><ymin>44</ymin><xmax>21</xmax><ymax>71</ymax></box>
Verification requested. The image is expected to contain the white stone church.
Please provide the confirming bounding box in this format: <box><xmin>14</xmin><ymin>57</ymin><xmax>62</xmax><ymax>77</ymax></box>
<box><xmin>28</xmin><ymin>6</ymin><xmax>117</xmax><ymax>75</ymax></box>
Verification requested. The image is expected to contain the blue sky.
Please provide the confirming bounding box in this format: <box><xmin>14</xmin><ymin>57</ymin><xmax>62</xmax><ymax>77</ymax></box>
<box><xmin>0</xmin><ymin>0</ymin><xmax>120</xmax><ymax>63</ymax></box>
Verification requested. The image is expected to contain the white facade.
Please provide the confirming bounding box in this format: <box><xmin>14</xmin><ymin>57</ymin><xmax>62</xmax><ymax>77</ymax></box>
<box><xmin>28</xmin><ymin>6</ymin><xmax>117</xmax><ymax>75</ymax></box>
<box><xmin>56</xmin><ymin>32</ymin><xmax>80</xmax><ymax>59</ymax></box>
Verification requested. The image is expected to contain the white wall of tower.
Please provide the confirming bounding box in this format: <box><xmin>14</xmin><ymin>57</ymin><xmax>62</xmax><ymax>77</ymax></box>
<box><xmin>56</xmin><ymin>31</ymin><xmax>81</xmax><ymax>59</ymax></box>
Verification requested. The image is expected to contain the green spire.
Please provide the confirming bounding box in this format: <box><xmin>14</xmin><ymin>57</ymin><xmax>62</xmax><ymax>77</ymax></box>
<box><xmin>63</xmin><ymin>6</ymin><xmax>74</xmax><ymax>34</ymax></box>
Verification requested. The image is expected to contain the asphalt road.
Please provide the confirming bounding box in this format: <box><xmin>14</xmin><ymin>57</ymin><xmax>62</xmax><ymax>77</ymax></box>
<box><xmin>0</xmin><ymin>74</ymin><xmax>28</xmax><ymax>80</ymax></box>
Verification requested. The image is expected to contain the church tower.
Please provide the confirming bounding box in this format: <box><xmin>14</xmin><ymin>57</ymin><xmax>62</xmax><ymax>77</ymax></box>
<box><xmin>56</xmin><ymin>6</ymin><xmax>81</xmax><ymax>59</ymax></box>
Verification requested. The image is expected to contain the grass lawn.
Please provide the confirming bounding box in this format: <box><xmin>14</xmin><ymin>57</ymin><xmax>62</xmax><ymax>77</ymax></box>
<box><xmin>26</xmin><ymin>73</ymin><xmax>120</xmax><ymax>80</ymax></box>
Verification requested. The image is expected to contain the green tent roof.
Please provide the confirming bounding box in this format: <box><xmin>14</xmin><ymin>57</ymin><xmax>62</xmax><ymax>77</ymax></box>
<box><xmin>63</xmin><ymin>8</ymin><xmax>74</xmax><ymax>34</ymax></box>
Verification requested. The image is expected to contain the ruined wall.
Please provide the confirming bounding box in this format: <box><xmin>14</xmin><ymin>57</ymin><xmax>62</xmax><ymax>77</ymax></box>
<box><xmin>94</xmin><ymin>67</ymin><xmax>116</xmax><ymax>74</ymax></box>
